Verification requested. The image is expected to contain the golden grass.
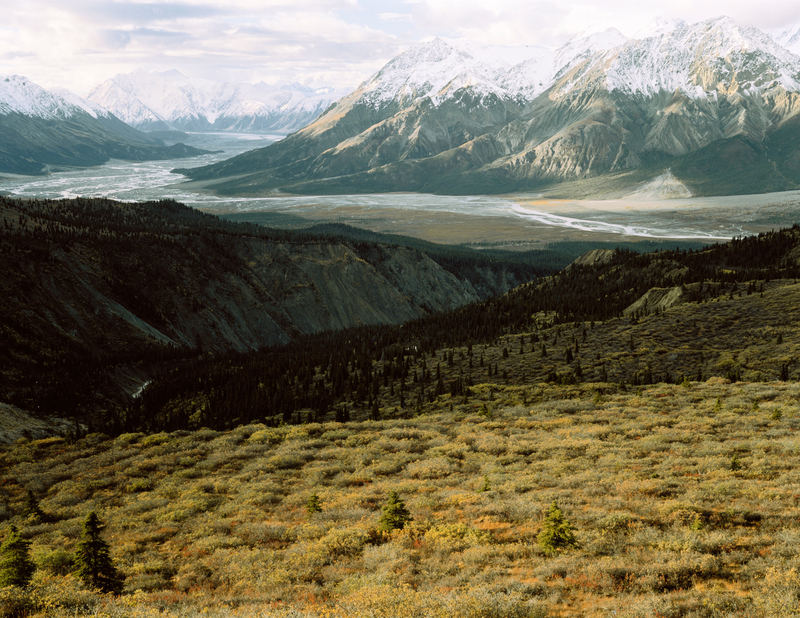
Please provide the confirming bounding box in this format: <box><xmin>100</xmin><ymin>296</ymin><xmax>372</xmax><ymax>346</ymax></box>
<box><xmin>1</xmin><ymin>379</ymin><xmax>800</xmax><ymax>616</ymax></box>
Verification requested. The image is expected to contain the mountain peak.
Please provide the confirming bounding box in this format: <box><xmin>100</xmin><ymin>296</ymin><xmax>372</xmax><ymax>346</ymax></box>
<box><xmin>0</xmin><ymin>75</ymin><xmax>99</xmax><ymax>120</ymax></box>
<box><xmin>634</xmin><ymin>17</ymin><xmax>687</xmax><ymax>39</ymax></box>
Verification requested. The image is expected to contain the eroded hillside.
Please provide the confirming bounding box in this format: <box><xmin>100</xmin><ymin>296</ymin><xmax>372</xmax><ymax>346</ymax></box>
<box><xmin>0</xmin><ymin>197</ymin><xmax>536</xmax><ymax>419</ymax></box>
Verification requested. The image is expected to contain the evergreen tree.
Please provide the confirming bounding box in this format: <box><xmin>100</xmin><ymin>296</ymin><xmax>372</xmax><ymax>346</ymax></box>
<box><xmin>306</xmin><ymin>493</ymin><xmax>322</xmax><ymax>514</ymax></box>
<box><xmin>74</xmin><ymin>511</ymin><xmax>124</xmax><ymax>594</ymax></box>
<box><xmin>537</xmin><ymin>501</ymin><xmax>578</xmax><ymax>556</ymax></box>
<box><xmin>378</xmin><ymin>491</ymin><xmax>413</xmax><ymax>532</ymax></box>
<box><xmin>0</xmin><ymin>525</ymin><xmax>35</xmax><ymax>588</ymax></box>
<box><xmin>22</xmin><ymin>490</ymin><xmax>44</xmax><ymax>523</ymax></box>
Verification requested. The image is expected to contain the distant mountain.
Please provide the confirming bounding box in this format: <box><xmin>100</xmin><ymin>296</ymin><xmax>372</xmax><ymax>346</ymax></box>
<box><xmin>0</xmin><ymin>75</ymin><xmax>207</xmax><ymax>175</ymax></box>
<box><xmin>88</xmin><ymin>69</ymin><xmax>349</xmax><ymax>134</ymax></box>
<box><xmin>179</xmin><ymin>17</ymin><xmax>800</xmax><ymax>197</ymax></box>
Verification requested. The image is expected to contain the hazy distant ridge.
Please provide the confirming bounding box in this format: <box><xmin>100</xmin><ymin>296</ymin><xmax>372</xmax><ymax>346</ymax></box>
<box><xmin>87</xmin><ymin>69</ymin><xmax>349</xmax><ymax>134</ymax></box>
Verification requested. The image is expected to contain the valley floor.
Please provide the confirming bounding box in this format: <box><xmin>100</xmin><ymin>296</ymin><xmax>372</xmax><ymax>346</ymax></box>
<box><xmin>200</xmin><ymin>188</ymin><xmax>800</xmax><ymax>251</ymax></box>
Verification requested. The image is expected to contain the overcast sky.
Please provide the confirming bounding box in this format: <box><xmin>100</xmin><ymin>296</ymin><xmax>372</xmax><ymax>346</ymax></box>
<box><xmin>3</xmin><ymin>0</ymin><xmax>800</xmax><ymax>95</ymax></box>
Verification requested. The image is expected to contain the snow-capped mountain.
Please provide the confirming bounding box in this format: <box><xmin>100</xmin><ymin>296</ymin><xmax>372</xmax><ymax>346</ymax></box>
<box><xmin>88</xmin><ymin>70</ymin><xmax>348</xmax><ymax>133</ymax></box>
<box><xmin>0</xmin><ymin>75</ymin><xmax>205</xmax><ymax>175</ymax></box>
<box><xmin>0</xmin><ymin>75</ymin><xmax>112</xmax><ymax>120</ymax></box>
<box><xmin>559</xmin><ymin>16</ymin><xmax>800</xmax><ymax>98</ymax></box>
<box><xmin>180</xmin><ymin>16</ymin><xmax>800</xmax><ymax>197</ymax></box>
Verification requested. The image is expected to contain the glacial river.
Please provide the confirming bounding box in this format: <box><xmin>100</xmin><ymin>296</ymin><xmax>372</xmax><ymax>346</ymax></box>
<box><xmin>3</xmin><ymin>132</ymin><xmax>800</xmax><ymax>249</ymax></box>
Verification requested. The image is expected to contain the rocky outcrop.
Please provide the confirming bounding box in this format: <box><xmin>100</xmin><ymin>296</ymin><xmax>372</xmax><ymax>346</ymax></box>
<box><xmin>568</xmin><ymin>249</ymin><xmax>616</xmax><ymax>268</ymax></box>
<box><xmin>623</xmin><ymin>286</ymin><xmax>686</xmax><ymax>316</ymax></box>
<box><xmin>0</xmin><ymin>404</ymin><xmax>79</xmax><ymax>444</ymax></box>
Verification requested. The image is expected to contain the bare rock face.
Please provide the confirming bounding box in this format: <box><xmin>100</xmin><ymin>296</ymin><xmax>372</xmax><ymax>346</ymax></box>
<box><xmin>1</xmin><ymin>197</ymin><xmax>534</xmax><ymax>419</ymax></box>
<box><xmin>568</xmin><ymin>249</ymin><xmax>616</xmax><ymax>268</ymax></box>
<box><xmin>4</xmin><ymin>235</ymin><xmax>496</xmax><ymax>359</ymax></box>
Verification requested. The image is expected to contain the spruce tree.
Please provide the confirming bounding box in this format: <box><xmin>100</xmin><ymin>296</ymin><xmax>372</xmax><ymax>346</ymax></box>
<box><xmin>537</xmin><ymin>501</ymin><xmax>578</xmax><ymax>556</ymax></box>
<box><xmin>74</xmin><ymin>511</ymin><xmax>124</xmax><ymax>594</ymax></box>
<box><xmin>306</xmin><ymin>493</ymin><xmax>322</xmax><ymax>514</ymax></box>
<box><xmin>22</xmin><ymin>490</ymin><xmax>44</xmax><ymax>524</ymax></box>
<box><xmin>378</xmin><ymin>491</ymin><xmax>412</xmax><ymax>532</ymax></box>
<box><xmin>0</xmin><ymin>525</ymin><xmax>35</xmax><ymax>588</ymax></box>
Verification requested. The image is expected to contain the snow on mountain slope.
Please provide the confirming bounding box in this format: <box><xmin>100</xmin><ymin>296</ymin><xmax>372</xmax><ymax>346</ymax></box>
<box><xmin>180</xmin><ymin>15</ymin><xmax>800</xmax><ymax>198</ymax></box>
<box><xmin>500</xmin><ymin>29</ymin><xmax>627</xmax><ymax>99</ymax></box>
<box><xmin>355</xmin><ymin>38</ymin><xmax>549</xmax><ymax>109</ymax></box>
<box><xmin>86</xmin><ymin>79</ymin><xmax>166</xmax><ymax>128</ymax></box>
<box><xmin>554</xmin><ymin>28</ymin><xmax>629</xmax><ymax>69</ymax></box>
<box><xmin>556</xmin><ymin>16</ymin><xmax>800</xmax><ymax>99</ymax></box>
<box><xmin>772</xmin><ymin>24</ymin><xmax>800</xmax><ymax>56</ymax></box>
<box><xmin>0</xmin><ymin>74</ymin><xmax>207</xmax><ymax>175</ymax></box>
<box><xmin>87</xmin><ymin>70</ymin><xmax>347</xmax><ymax>133</ymax></box>
<box><xmin>633</xmin><ymin>18</ymin><xmax>688</xmax><ymax>40</ymax></box>
<box><xmin>0</xmin><ymin>75</ymin><xmax>107</xmax><ymax>120</ymax></box>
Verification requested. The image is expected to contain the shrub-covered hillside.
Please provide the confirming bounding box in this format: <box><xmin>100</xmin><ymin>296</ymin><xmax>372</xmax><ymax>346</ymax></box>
<box><xmin>1</xmin><ymin>378</ymin><xmax>800</xmax><ymax>617</ymax></box>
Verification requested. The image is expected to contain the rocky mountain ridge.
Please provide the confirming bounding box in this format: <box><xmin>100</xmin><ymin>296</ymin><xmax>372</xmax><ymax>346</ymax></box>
<box><xmin>178</xmin><ymin>16</ymin><xmax>800</xmax><ymax>196</ymax></box>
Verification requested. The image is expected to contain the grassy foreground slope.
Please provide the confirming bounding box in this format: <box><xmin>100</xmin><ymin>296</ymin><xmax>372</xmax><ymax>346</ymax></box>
<box><xmin>2</xmin><ymin>378</ymin><xmax>800</xmax><ymax>617</ymax></box>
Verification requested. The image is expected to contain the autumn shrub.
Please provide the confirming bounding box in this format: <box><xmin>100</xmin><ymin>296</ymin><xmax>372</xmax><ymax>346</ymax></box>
<box><xmin>424</xmin><ymin>522</ymin><xmax>490</xmax><ymax>552</ymax></box>
<box><xmin>406</xmin><ymin>456</ymin><xmax>456</xmax><ymax>480</ymax></box>
<box><xmin>320</xmin><ymin>526</ymin><xmax>369</xmax><ymax>558</ymax></box>
<box><xmin>140</xmin><ymin>432</ymin><xmax>171</xmax><ymax>448</ymax></box>
<box><xmin>31</xmin><ymin>547</ymin><xmax>73</xmax><ymax>575</ymax></box>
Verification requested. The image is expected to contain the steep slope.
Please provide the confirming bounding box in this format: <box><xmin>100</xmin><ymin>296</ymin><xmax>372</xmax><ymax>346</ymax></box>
<box><xmin>88</xmin><ymin>69</ymin><xmax>346</xmax><ymax>134</ymax></box>
<box><xmin>0</xmin><ymin>196</ymin><xmax>535</xmax><ymax>418</ymax></box>
<box><xmin>128</xmin><ymin>225</ymin><xmax>800</xmax><ymax>434</ymax></box>
<box><xmin>0</xmin><ymin>75</ymin><xmax>207</xmax><ymax>175</ymax></box>
<box><xmin>178</xmin><ymin>17</ymin><xmax>800</xmax><ymax>197</ymax></box>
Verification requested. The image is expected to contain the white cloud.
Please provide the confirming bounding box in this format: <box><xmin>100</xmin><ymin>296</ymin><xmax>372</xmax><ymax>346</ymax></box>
<box><xmin>379</xmin><ymin>13</ymin><xmax>414</xmax><ymax>23</ymax></box>
<box><xmin>1</xmin><ymin>0</ymin><xmax>799</xmax><ymax>96</ymax></box>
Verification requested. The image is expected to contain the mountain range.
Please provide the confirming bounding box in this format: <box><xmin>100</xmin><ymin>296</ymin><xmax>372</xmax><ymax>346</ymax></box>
<box><xmin>87</xmin><ymin>69</ymin><xmax>349</xmax><ymax>134</ymax></box>
<box><xmin>178</xmin><ymin>16</ymin><xmax>800</xmax><ymax>197</ymax></box>
<box><xmin>0</xmin><ymin>75</ymin><xmax>207</xmax><ymax>175</ymax></box>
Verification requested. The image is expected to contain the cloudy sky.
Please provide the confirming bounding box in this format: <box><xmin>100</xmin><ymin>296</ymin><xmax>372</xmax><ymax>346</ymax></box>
<box><xmin>2</xmin><ymin>0</ymin><xmax>800</xmax><ymax>95</ymax></box>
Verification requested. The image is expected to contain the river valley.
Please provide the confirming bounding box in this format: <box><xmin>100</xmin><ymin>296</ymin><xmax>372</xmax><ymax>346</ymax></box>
<box><xmin>3</xmin><ymin>132</ymin><xmax>800</xmax><ymax>250</ymax></box>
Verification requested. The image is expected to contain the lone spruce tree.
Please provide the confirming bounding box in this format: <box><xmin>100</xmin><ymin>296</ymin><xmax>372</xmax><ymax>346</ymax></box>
<box><xmin>22</xmin><ymin>490</ymin><xmax>45</xmax><ymax>524</ymax></box>
<box><xmin>306</xmin><ymin>493</ymin><xmax>322</xmax><ymax>515</ymax></box>
<box><xmin>74</xmin><ymin>511</ymin><xmax>124</xmax><ymax>594</ymax></box>
<box><xmin>537</xmin><ymin>501</ymin><xmax>579</xmax><ymax>556</ymax></box>
<box><xmin>378</xmin><ymin>491</ymin><xmax>412</xmax><ymax>533</ymax></box>
<box><xmin>0</xmin><ymin>525</ymin><xmax>35</xmax><ymax>587</ymax></box>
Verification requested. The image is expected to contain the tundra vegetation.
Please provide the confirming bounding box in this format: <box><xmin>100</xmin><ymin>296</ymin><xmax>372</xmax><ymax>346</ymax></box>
<box><xmin>1</xmin><ymin>377</ymin><xmax>800</xmax><ymax>617</ymax></box>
